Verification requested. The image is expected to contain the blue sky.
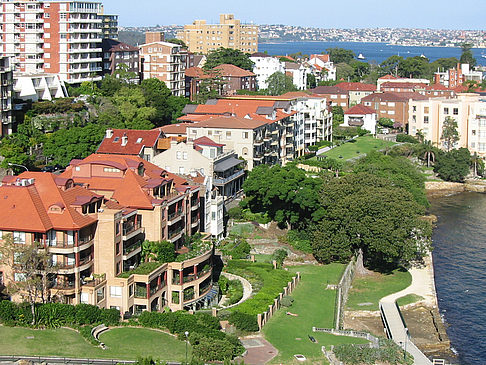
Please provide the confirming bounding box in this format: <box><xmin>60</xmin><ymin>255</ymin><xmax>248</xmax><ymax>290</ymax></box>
<box><xmin>102</xmin><ymin>0</ymin><xmax>486</xmax><ymax>30</ymax></box>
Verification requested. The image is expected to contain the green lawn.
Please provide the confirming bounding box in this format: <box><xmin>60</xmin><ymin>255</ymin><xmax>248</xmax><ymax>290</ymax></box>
<box><xmin>230</xmin><ymin>223</ymin><xmax>255</xmax><ymax>236</ymax></box>
<box><xmin>263</xmin><ymin>264</ymin><xmax>368</xmax><ymax>364</ymax></box>
<box><xmin>253</xmin><ymin>253</ymin><xmax>272</xmax><ymax>263</ymax></box>
<box><xmin>396</xmin><ymin>294</ymin><xmax>424</xmax><ymax>307</ymax></box>
<box><xmin>0</xmin><ymin>326</ymin><xmax>189</xmax><ymax>362</ymax></box>
<box><xmin>346</xmin><ymin>269</ymin><xmax>412</xmax><ymax>311</ymax></box>
<box><xmin>320</xmin><ymin>136</ymin><xmax>397</xmax><ymax>161</ymax></box>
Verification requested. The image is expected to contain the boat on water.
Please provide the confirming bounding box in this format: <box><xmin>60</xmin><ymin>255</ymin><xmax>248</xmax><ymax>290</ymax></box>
<box><xmin>357</xmin><ymin>53</ymin><xmax>365</xmax><ymax>60</ymax></box>
<box><xmin>482</xmin><ymin>54</ymin><xmax>486</xmax><ymax>59</ymax></box>
<box><xmin>420</xmin><ymin>53</ymin><xmax>426</xmax><ymax>58</ymax></box>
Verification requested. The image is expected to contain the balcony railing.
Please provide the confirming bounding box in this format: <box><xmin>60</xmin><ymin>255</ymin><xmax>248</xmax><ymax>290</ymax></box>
<box><xmin>168</xmin><ymin>227</ymin><xmax>184</xmax><ymax>240</ymax></box>
<box><xmin>134</xmin><ymin>286</ymin><xmax>147</xmax><ymax>299</ymax></box>
<box><xmin>213</xmin><ymin>170</ymin><xmax>245</xmax><ymax>185</ymax></box>
<box><xmin>82</xmin><ymin>274</ymin><xmax>106</xmax><ymax>287</ymax></box>
<box><xmin>79</xmin><ymin>255</ymin><xmax>92</xmax><ymax>266</ymax></box>
<box><xmin>168</xmin><ymin>209</ymin><xmax>183</xmax><ymax>221</ymax></box>
<box><xmin>123</xmin><ymin>241</ymin><xmax>141</xmax><ymax>255</ymax></box>
<box><xmin>123</xmin><ymin>221</ymin><xmax>142</xmax><ymax>236</ymax></box>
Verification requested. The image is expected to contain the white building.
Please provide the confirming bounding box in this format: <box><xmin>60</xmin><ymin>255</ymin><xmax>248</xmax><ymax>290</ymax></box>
<box><xmin>342</xmin><ymin>104</ymin><xmax>377</xmax><ymax>134</ymax></box>
<box><xmin>308</xmin><ymin>54</ymin><xmax>336</xmax><ymax>81</ymax></box>
<box><xmin>13</xmin><ymin>73</ymin><xmax>68</xmax><ymax>101</ymax></box>
<box><xmin>0</xmin><ymin>56</ymin><xmax>14</xmax><ymax>136</ymax></box>
<box><xmin>284</xmin><ymin>62</ymin><xmax>307</xmax><ymax>90</ymax></box>
<box><xmin>250</xmin><ymin>52</ymin><xmax>284</xmax><ymax>90</ymax></box>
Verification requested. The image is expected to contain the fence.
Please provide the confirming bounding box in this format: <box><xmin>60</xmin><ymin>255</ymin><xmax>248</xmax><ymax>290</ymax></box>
<box><xmin>314</xmin><ymin>327</ymin><xmax>380</xmax><ymax>348</ymax></box>
<box><xmin>256</xmin><ymin>272</ymin><xmax>301</xmax><ymax>331</ymax></box>
<box><xmin>334</xmin><ymin>251</ymin><xmax>361</xmax><ymax>329</ymax></box>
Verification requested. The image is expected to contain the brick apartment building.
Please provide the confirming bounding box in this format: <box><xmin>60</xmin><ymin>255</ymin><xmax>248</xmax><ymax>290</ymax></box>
<box><xmin>310</xmin><ymin>85</ymin><xmax>349</xmax><ymax>111</ymax></box>
<box><xmin>361</xmin><ymin>92</ymin><xmax>428</xmax><ymax>129</ymax></box>
<box><xmin>0</xmin><ymin>155</ymin><xmax>215</xmax><ymax>314</ymax></box>
<box><xmin>101</xmin><ymin>38</ymin><xmax>139</xmax><ymax>81</ymax></box>
<box><xmin>177</xmin><ymin>14</ymin><xmax>258</xmax><ymax>54</ymax></box>
<box><xmin>0</xmin><ymin>0</ymin><xmax>116</xmax><ymax>84</ymax></box>
<box><xmin>140</xmin><ymin>32</ymin><xmax>187</xmax><ymax>96</ymax></box>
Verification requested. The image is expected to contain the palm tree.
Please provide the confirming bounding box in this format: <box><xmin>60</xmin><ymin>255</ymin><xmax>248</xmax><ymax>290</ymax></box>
<box><xmin>415</xmin><ymin>129</ymin><xmax>425</xmax><ymax>144</ymax></box>
<box><xmin>421</xmin><ymin>141</ymin><xmax>436</xmax><ymax>167</ymax></box>
<box><xmin>470</xmin><ymin>152</ymin><xmax>481</xmax><ymax>177</ymax></box>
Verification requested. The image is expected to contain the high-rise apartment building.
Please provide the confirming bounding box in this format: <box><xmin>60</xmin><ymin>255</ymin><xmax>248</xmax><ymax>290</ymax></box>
<box><xmin>0</xmin><ymin>56</ymin><xmax>14</xmax><ymax>136</ymax></box>
<box><xmin>0</xmin><ymin>0</ymin><xmax>116</xmax><ymax>84</ymax></box>
<box><xmin>177</xmin><ymin>14</ymin><xmax>258</xmax><ymax>54</ymax></box>
<box><xmin>100</xmin><ymin>13</ymin><xmax>118</xmax><ymax>39</ymax></box>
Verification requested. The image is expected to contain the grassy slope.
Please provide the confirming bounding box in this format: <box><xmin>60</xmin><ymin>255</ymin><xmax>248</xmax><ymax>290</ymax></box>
<box><xmin>346</xmin><ymin>269</ymin><xmax>412</xmax><ymax>311</ymax></box>
<box><xmin>0</xmin><ymin>326</ymin><xmax>189</xmax><ymax>361</ymax></box>
<box><xmin>263</xmin><ymin>264</ymin><xmax>368</xmax><ymax>363</ymax></box>
<box><xmin>321</xmin><ymin>136</ymin><xmax>396</xmax><ymax>161</ymax></box>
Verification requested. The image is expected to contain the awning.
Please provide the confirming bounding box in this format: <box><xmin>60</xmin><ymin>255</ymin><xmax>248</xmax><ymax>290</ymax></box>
<box><xmin>214</xmin><ymin>157</ymin><xmax>242</xmax><ymax>172</ymax></box>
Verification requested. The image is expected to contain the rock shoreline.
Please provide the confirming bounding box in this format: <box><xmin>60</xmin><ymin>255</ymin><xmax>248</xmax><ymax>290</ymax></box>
<box><xmin>426</xmin><ymin>180</ymin><xmax>486</xmax><ymax>197</ymax></box>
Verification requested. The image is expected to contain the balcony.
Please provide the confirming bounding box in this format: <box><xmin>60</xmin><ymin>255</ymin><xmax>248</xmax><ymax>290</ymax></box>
<box><xmin>213</xmin><ymin>170</ymin><xmax>245</xmax><ymax>186</ymax></box>
<box><xmin>167</xmin><ymin>209</ymin><xmax>183</xmax><ymax>225</ymax></box>
<box><xmin>168</xmin><ymin>228</ymin><xmax>184</xmax><ymax>242</ymax></box>
<box><xmin>81</xmin><ymin>273</ymin><xmax>106</xmax><ymax>288</ymax></box>
<box><xmin>122</xmin><ymin>221</ymin><xmax>143</xmax><ymax>241</ymax></box>
<box><xmin>191</xmin><ymin>202</ymin><xmax>199</xmax><ymax>211</ymax></box>
<box><xmin>122</xmin><ymin>241</ymin><xmax>142</xmax><ymax>260</ymax></box>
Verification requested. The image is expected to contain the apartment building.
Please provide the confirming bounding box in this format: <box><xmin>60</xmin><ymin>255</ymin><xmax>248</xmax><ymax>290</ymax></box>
<box><xmin>13</xmin><ymin>72</ymin><xmax>67</xmax><ymax>101</ymax></box>
<box><xmin>0</xmin><ymin>56</ymin><xmax>14</xmax><ymax>136</ymax></box>
<box><xmin>101</xmin><ymin>39</ymin><xmax>139</xmax><ymax>81</ymax></box>
<box><xmin>0</xmin><ymin>169</ymin><xmax>216</xmax><ymax>314</ymax></box>
<box><xmin>408</xmin><ymin>93</ymin><xmax>486</xmax><ymax>156</ymax></box>
<box><xmin>180</xmin><ymin>97</ymin><xmax>297</xmax><ymax>166</ymax></box>
<box><xmin>311</xmin><ymin>85</ymin><xmax>349</xmax><ymax>111</ymax></box>
<box><xmin>342</xmin><ymin>104</ymin><xmax>377</xmax><ymax>133</ymax></box>
<box><xmin>362</xmin><ymin>92</ymin><xmax>428</xmax><ymax>128</ymax></box>
<box><xmin>376</xmin><ymin>75</ymin><xmax>429</xmax><ymax>91</ymax></box>
<box><xmin>434</xmin><ymin>63</ymin><xmax>483</xmax><ymax>88</ymax></box>
<box><xmin>308</xmin><ymin>54</ymin><xmax>336</xmax><ymax>81</ymax></box>
<box><xmin>185</xmin><ymin>64</ymin><xmax>256</xmax><ymax>100</ymax></box>
<box><xmin>100</xmin><ymin>13</ymin><xmax>118</xmax><ymax>39</ymax></box>
<box><xmin>0</xmin><ymin>0</ymin><xmax>111</xmax><ymax>84</ymax></box>
<box><xmin>140</xmin><ymin>40</ymin><xmax>186</xmax><ymax>96</ymax></box>
<box><xmin>334</xmin><ymin>82</ymin><xmax>376</xmax><ymax>106</ymax></box>
<box><xmin>284</xmin><ymin>62</ymin><xmax>307</xmax><ymax>90</ymax></box>
<box><xmin>249</xmin><ymin>52</ymin><xmax>284</xmax><ymax>90</ymax></box>
<box><xmin>97</xmin><ymin>129</ymin><xmax>162</xmax><ymax>162</ymax></box>
<box><xmin>177</xmin><ymin>14</ymin><xmax>258</xmax><ymax>54</ymax></box>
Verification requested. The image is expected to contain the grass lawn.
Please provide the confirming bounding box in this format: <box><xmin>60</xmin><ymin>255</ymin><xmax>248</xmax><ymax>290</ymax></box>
<box><xmin>263</xmin><ymin>264</ymin><xmax>368</xmax><ymax>364</ymax></box>
<box><xmin>396</xmin><ymin>293</ymin><xmax>424</xmax><ymax>307</ymax></box>
<box><xmin>253</xmin><ymin>253</ymin><xmax>273</xmax><ymax>263</ymax></box>
<box><xmin>320</xmin><ymin>136</ymin><xmax>396</xmax><ymax>161</ymax></box>
<box><xmin>346</xmin><ymin>269</ymin><xmax>412</xmax><ymax>311</ymax></box>
<box><xmin>230</xmin><ymin>223</ymin><xmax>255</xmax><ymax>236</ymax></box>
<box><xmin>0</xmin><ymin>326</ymin><xmax>189</xmax><ymax>362</ymax></box>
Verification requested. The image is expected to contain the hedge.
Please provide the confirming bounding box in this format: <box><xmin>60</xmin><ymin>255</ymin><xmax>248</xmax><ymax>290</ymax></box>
<box><xmin>228</xmin><ymin>311</ymin><xmax>258</xmax><ymax>332</ymax></box>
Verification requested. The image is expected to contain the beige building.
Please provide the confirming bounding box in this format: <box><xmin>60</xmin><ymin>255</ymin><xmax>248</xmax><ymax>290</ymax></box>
<box><xmin>409</xmin><ymin>93</ymin><xmax>486</xmax><ymax>156</ymax></box>
<box><xmin>140</xmin><ymin>41</ymin><xmax>186</xmax><ymax>96</ymax></box>
<box><xmin>177</xmin><ymin>14</ymin><xmax>258</xmax><ymax>54</ymax></box>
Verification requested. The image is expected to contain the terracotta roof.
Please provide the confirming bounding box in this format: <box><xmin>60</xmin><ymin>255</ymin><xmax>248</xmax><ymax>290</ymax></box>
<box><xmin>157</xmin><ymin>123</ymin><xmax>192</xmax><ymax>135</ymax></box>
<box><xmin>379</xmin><ymin>75</ymin><xmax>398</xmax><ymax>80</ymax></box>
<box><xmin>345</xmin><ymin>104</ymin><xmax>376</xmax><ymax>115</ymax></box>
<box><xmin>381</xmin><ymin>82</ymin><xmax>424</xmax><ymax>89</ymax></box>
<box><xmin>102</xmin><ymin>38</ymin><xmax>139</xmax><ymax>53</ymax></box>
<box><xmin>213</xmin><ymin>64</ymin><xmax>255</xmax><ymax>77</ymax></box>
<box><xmin>251</xmin><ymin>52</ymin><xmax>271</xmax><ymax>58</ymax></box>
<box><xmin>311</xmin><ymin>86</ymin><xmax>348</xmax><ymax>95</ymax></box>
<box><xmin>185</xmin><ymin>67</ymin><xmax>213</xmax><ymax>79</ymax></box>
<box><xmin>310</xmin><ymin>54</ymin><xmax>330</xmax><ymax>63</ymax></box>
<box><xmin>362</xmin><ymin>92</ymin><xmax>427</xmax><ymax>102</ymax></box>
<box><xmin>97</xmin><ymin>129</ymin><xmax>161</xmax><ymax>156</ymax></box>
<box><xmin>193</xmin><ymin>136</ymin><xmax>224</xmax><ymax>147</ymax></box>
<box><xmin>0</xmin><ymin>172</ymin><xmax>100</xmax><ymax>232</ymax></box>
<box><xmin>336</xmin><ymin>82</ymin><xmax>376</xmax><ymax>92</ymax></box>
<box><xmin>186</xmin><ymin>116</ymin><xmax>267</xmax><ymax>130</ymax></box>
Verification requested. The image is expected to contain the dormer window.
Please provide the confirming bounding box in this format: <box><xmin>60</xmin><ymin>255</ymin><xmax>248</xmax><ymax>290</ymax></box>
<box><xmin>137</xmin><ymin>164</ymin><xmax>144</xmax><ymax>176</ymax></box>
<box><xmin>114</xmin><ymin>137</ymin><xmax>120</xmax><ymax>142</ymax></box>
<box><xmin>136</xmin><ymin>137</ymin><xmax>143</xmax><ymax>144</ymax></box>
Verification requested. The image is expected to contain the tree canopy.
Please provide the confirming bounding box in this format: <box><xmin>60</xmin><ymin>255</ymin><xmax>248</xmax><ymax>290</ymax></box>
<box><xmin>460</xmin><ymin>43</ymin><xmax>476</xmax><ymax>68</ymax></box>
<box><xmin>204</xmin><ymin>47</ymin><xmax>254</xmax><ymax>71</ymax></box>
<box><xmin>265</xmin><ymin>72</ymin><xmax>298</xmax><ymax>96</ymax></box>
<box><xmin>326</xmin><ymin>47</ymin><xmax>356</xmax><ymax>64</ymax></box>
<box><xmin>441</xmin><ymin>116</ymin><xmax>459</xmax><ymax>152</ymax></box>
<box><xmin>312</xmin><ymin>172</ymin><xmax>431</xmax><ymax>270</ymax></box>
<box><xmin>434</xmin><ymin>148</ymin><xmax>471</xmax><ymax>182</ymax></box>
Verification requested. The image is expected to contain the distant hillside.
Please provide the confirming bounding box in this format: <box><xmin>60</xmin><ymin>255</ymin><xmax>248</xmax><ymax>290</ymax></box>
<box><xmin>118</xmin><ymin>31</ymin><xmax>145</xmax><ymax>46</ymax></box>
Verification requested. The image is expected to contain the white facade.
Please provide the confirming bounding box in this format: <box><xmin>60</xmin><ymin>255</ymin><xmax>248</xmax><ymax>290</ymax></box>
<box><xmin>250</xmin><ymin>54</ymin><xmax>284</xmax><ymax>90</ymax></box>
<box><xmin>284</xmin><ymin>62</ymin><xmax>307</xmax><ymax>90</ymax></box>
<box><xmin>307</xmin><ymin>55</ymin><xmax>336</xmax><ymax>81</ymax></box>
<box><xmin>342</xmin><ymin>111</ymin><xmax>377</xmax><ymax>134</ymax></box>
<box><xmin>13</xmin><ymin>73</ymin><xmax>67</xmax><ymax>101</ymax></box>
<box><xmin>0</xmin><ymin>56</ymin><xmax>14</xmax><ymax>135</ymax></box>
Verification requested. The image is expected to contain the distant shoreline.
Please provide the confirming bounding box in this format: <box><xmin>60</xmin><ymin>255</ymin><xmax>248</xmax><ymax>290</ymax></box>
<box><xmin>259</xmin><ymin>40</ymin><xmax>484</xmax><ymax>49</ymax></box>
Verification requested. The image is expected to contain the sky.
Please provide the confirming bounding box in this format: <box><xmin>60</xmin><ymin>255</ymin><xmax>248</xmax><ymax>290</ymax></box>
<box><xmin>101</xmin><ymin>0</ymin><xmax>486</xmax><ymax>30</ymax></box>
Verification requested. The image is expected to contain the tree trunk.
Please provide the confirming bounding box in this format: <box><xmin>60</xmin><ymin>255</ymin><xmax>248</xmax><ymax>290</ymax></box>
<box><xmin>355</xmin><ymin>249</ymin><xmax>372</xmax><ymax>276</ymax></box>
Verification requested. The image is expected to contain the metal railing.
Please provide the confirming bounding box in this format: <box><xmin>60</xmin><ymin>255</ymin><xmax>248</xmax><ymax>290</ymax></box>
<box><xmin>123</xmin><ymin>241</ymin><xmax>141</xmax><ymax>255</ymax></box>
<box><xmin>123</xmin><ymin>221</ymin><xmax>141</xmax><ymax>236</ymax></box>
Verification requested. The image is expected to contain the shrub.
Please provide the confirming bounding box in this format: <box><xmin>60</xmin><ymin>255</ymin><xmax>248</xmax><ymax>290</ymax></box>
<box><xmin>396</xmin><ymin>134</ymin><xmax>418</xmax><ymax>144</ymax></box>
<box><xmin>231</xmin><ymin>240</ymin><xmax>251</xmax><ymax>259</ymax></box>
<box><xmin>76</xmin><ymin>325</ymin><xmax>100</xmax><ymax>346</ymax></box>
<box><xmin>228</xmin><ymin>311</ymin><xmax>258</xmax><ymax>332</ymax></box>
<box><xmin>74</xmin><ymin>303</ymin><xmax>101</xmax><ymax>325</ymax></box>
<box><xmin>272</xmin><ymin>249</ymin><xmax>288</xmax><ymax>268</ymax></box>
<box><xmin>280</xmin><ymin>296</ymin><xmax>294</xmax><ymax>307</ymax></box>
<box><xmin>0</xmin><ymin>300</ymin><xmax>17</xmax><ymax>323</ymax></box>
<box><xmin>228</xmin><ymin>206</ymin><xmax>244</xmax><ymax>220</ymax></box>
<box><xmin>281</xmin><ymin>230</ymin><xmax>313</xmax><ymax>253</ymax></box>
<box><xmin>100</xmin><ymin>308</ymin><xmax>121</xmax><ymax>325</ymax></box>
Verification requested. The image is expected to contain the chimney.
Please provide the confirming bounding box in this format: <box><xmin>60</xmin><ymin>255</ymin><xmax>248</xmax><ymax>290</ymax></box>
<box><xmin>105</xmin><ymin>129</ymin><xmax>113</xmax><ymax>138</ymax></box>
<box><xmin>145</xmin><ymin>31</ymin><xmax>164</xmax><ymax>44</ymax></box>
<box><xmin>121</xmin><ymin>133</ymin><xmax>128</xmax><ymax>146</ymax></box>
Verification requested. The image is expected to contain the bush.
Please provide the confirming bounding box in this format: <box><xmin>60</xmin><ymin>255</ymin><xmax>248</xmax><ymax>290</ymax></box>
<box><xmin>282</xmin><ymin>230</ymin><xmax>313</xmax><ymax>253</ymax></box>
<box><xmin>100</xmin><ymin>308</ymin><xmax>121</xmax><ymax>325</ymax></box>
<box><xmin>231</xmin><ymin>240</ymin><xmax>251</xmax><ymax>259</ymax></box>
<box><xmin>396</xmin><ymin>134</ymin><xmax>418</xmax><ymax>144</ymax></box>
<box><xmin>76</xmin><ymin>325</ymin><xmax>100</xmax><ymax>346</ymax></box>
<box><xmin>74</xmin><ymin>303</ymin><xmax>101</xmax><ymax>325</ymax></box>
<box><xmin>0</xmin><ymin>300</ymin><xmax>17</xmax><ymax>323</ymax></box>
<box><xmin>280</xmin><ymin>296</ymin><xmax>294</xmax><ymax>307</ymax></box>
<box><xmin>272</xmin><ymin>249</ymin><xmax>288</xmax><ymax>268</ymax></box>
<box><xmin>228</xmin><ymin>206</ymin><xmax>244</xmax><ymax>220</ymax></box>
<box><xmin>228</xmin><ymin>311</ymin><xmax>259</xmax><ymax>332</ymax></box>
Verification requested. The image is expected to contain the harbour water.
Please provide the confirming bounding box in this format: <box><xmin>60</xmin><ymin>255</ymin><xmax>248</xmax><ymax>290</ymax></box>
<box><xmin>259</xmin><ymin>41</ymin><xmax>486</xmax><ymax>66</ymax></box>
<box><xmin>429</xmin><ymin>192</ymin><xmax>486</xmax><ymax>365</ymax></box>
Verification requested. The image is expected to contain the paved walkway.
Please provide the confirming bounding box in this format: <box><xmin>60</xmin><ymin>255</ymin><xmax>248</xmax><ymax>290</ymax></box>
<box><xmin>240</xmin><ymin>336</ymin><xmax>278</xmax><ymax>365</ymax></box>
<box><xmin>379</xmin><ymin>253</ymin><xmax>436</xmax><ymax>365</ymax></box>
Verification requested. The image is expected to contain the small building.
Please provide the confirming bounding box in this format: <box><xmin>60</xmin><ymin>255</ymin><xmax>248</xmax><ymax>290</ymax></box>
<box><xmin>342</xmin><ymin>104</ymin><xmax>377</xmax><ymax>133</ymax></box>
<box><xmin>101</xmin><ymin>39</ymin><xmax>140</xmax><ymax>82</ymax></box>
<box><xmin>335</xmin><ymin>82</ymin><xmax>376</xmax><ymax>106</ymax></box>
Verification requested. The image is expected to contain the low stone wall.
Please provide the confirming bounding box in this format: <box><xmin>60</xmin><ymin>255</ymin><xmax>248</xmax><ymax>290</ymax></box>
<box><xmin>256</xmin><ymin>272</ymin><xmax>301</xmax><ymax>331</ymax></box>
<box><xmin>219</xmin><ymin>272</ymin><xmax>253</xmax><ymax>309</ymax></box>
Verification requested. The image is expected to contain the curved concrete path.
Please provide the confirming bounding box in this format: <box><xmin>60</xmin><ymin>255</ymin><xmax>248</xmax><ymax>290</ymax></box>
<box><xmin>219</xmin><ymin>272</ymin><xmax>253</xmax><ymax>309</ymax></box>
<box><xmin>379</xmin><ymin>253</ymin><xmax>436</xmax><ymax>365</ymax></box>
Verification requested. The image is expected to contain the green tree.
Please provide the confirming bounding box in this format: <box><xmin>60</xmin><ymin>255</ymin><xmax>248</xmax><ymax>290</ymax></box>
<box><xmin>166</xmin><ymin>38</ymin><xmax>187</xmax><ymax>48</ymax></box>
<box><xmin>326</xmin><ymin>47</ymin><xmax>356</xmax><ymax>64</ymax></box>
<box><xmin>441</xmin><ymin>116</ymin><xmax>459</xmax><ymax>152</ymax></box>
<box><xmin>460</xmin><ymin>43</ymin><xmax>476</xmax><ymax>68</ymax></box>
<box><xmin>378</xmin><ymin>117</ymin><xmax>394</xmax><ymax>128</ymax></box>
<box><xmin>242</xmin><ymin>164</ymin><xmax>325</xmax><ymax>229</ymax></box>
<box><xmin>265</xmin><ymin>72</ymin><xmax>298</xmax><ymax>96</ymax></box>
<box><xmin>204</xmin><ymin>47</ymin><xmax>254</xmax><ymax>71</ymax></box>
<box><xmin>398</xmin><ymin>56</ymin><xmax>430</xmax><ymax>78</ymax></box>
<box><xmin>306</xmin><ymin>73</ymin><xmax>316</xmax><ymax>89</ymax></box>
<box><xmin>417</xmin><ymin>140</ymin><xmax>438</xmax><ymax>167</ymax></box>
<box><xmin>350</xmin><ymin>60</ymin><xmax>370</xmax><ymax>80</ymax></box>
<box><xmin>434</xmin><ymin>148</ymin><xmax>471</xmax><ymax>182</ymax></box>
<box><xmin>336</xmin><ymin>62</ymin><xmax>354</xmax><ymax>81</ymax></box>
<box><xmin>312</xmin><ymin>173</ymin><xmax>431</xmax><ymax>270</ymax></box>
<box><xmin>380</xmin><ymin>55</ymin><xmax>404</xmax><ymax>77</ymax></box>
<box><xmin>470</xmin><ymin>152</ymin><xmax>484</xmax><ymax>177</ymax></box>
<box><xmin>141</xmin><ymin>240</ymin><xmax>176</xmax><ymax>263</ymax></box>
<box><xmin>111</xmin><ymin>87</ymin><xmax>156</xmax><ymax>129</ymax></box>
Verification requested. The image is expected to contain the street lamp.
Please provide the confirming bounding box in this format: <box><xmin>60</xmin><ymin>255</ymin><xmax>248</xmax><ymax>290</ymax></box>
<box><xmin>185</xmin><ymin>330</ymin><xmax>189</xmax><ymax>364</ymax></box>
<box><xmin>403</xmin><ymin>327</ymin><xmax>409</xmax><ymax>361</ymax></box>
<box><xmin>7</xmin><ymin>162</ymin><xmax>28</xmax><ymax>173</ymax></box>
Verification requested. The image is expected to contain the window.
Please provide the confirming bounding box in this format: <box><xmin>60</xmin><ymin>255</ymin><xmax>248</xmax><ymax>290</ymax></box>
<box><xmin>13</xmin><ymin>231</ymin><xmax>25</xmax><ymax>244</ymax></box>
<box><xmin>453</xmin><ymin>108</ymin><xmax>459</xmax><ymax>115</ymax></box>
<box><xmin>103</xmin><ymin>167</ymin><xmax>120</xmax><ymax>173</ymax></box>
<box><xmin>242</xmin><ymin>147</ymin><xmax>248</xmax><ymax>156</ymax></box>
<box><xmin>129</xmin><ymin>284</ymin><xmax>134</xmax><ymax>297</ymax></box>
<box><xmin>424</xmin><ymin>107</ymin><xmax>429</xmax><ymax>114</ymax></box>
<box><xmin>179</xmin><ymin>166</ymin><xmax>185</xmax><ymax>174</ymax></box>
<box><xmin>183</xmin><ymin>152</ymin><xmax>188</xmax><ymax>160</ymax></box>
<box><xmin>243</xmin><ymin>132</ymin><xmax>249</xmax><ymax>139</ymax></box>
<box><xmin>116</xmin><ymin>242</ymin><xmax>120</xmax><ymax>255</ymax></box>
<box><xmin>14</xmin><ymin>273</ymin><xmax>26</xmax><ymax>282</ymax></box>
<box><xmin>444</xmin><ymin>108</ymin><xmax>449</xmax><ymax>115</ymax></box>
<box><xmin>424</xmin><ymin>116</ymin><xmax>429</xmax><ymax>123</ymax></box>
<box><xmin>14</xmin><ymin>252</ymin><xmax>22</xmax><ymax>264</ymax></box>
<box><xmin>176</xmin><ymin>151</ymin><xmax>182</xmax><ymax>160</ymax></box>
<box><xmin>80</xmin><ymin>292</ymin><xmax>89</xmax><ymax>304</ymax></box>
<box><xmin>212</xmin><ymin>212</ymin><xmax>216</xmax><ymax>220</ymax></box>
<box><xmin>110</xmin><ymin>286</ymin><xmax>122</xmax><ymax>297</ymax></box>
<box><xmin>96</xmin><ymin>287</ymin><xmax>105</xmax><ymax>302</ymax></box>
<box><xmin>226</xmin><ymin>131</ymin><xmax>231</xmax><ymax>139</ymax></box>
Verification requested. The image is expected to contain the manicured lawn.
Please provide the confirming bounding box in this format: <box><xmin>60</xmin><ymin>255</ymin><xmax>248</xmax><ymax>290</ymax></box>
<box><xmin>346</xmin><ymin>269</ymin><xmax>412</xmax><ymax>311</ymax></box>
<box><xmin>320</xmin><ymin>136</ymin><xmax>396</xmax><ymax>161</ymax></box>
<box><xmin>396</xmin><ymin>293</ymin><xmax>424</xmax><ymax>307</ymax></box>
<box><xmin>230</xmin><ymin>223</ymin><xmax>255</xmax><ymax>236</ymax></box>
<box><xmin>0</xmin><ymin>326</ymin><xmax>189</xmax><ymax>362</ymax></box>
<box><xmin>263</xmin><ymin>264</ymin><xmax>368</xmax><ymax>363</ymax></box>
<box><xmin>253</xmin><ymin>253</ymin><xmax>272</xmax><ymax>263</ymax></box>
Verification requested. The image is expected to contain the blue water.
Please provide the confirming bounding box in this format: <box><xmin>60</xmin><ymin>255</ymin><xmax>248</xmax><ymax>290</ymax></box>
<box><xmin>430</xmin><ymin>192</ymin><xmax>486</xmax><ymax>365</ymax></box>
<box><xmin>259</xmin><ymin>41</ymin><xmax>486</xmax><ymax>66</ymax></box>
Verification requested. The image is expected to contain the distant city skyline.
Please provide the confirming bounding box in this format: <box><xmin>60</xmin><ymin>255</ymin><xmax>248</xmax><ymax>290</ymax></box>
<box><xmin>103</xmin><ymin>0</ymin><xmax>486</xmax><ymax>30</ymax></box>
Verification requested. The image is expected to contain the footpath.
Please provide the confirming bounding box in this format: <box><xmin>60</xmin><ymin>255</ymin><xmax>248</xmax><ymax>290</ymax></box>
<box><xmin>379</xmin><ymin>253</ymin><xmax>436</xmax><ymax>365</ymax></box>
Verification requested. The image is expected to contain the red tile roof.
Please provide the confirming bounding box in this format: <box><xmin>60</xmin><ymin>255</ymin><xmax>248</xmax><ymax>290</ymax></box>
<box><xmin>379</xmin><ymin>75</ymin><xmax>398</xmax><ymax>80</ymax></box>
<box><xmin>186</xmin><ymin>116</ymin><xmax>267</xmax><ymax>130</ymax></box>
<box><xmin>336</xmin><ymin>82</ymin><xmax>376</xmax><ymax>92</ymax></box>
<box><xmin>185</xmin><ymin>67</ymin><xmax>213</xmax><ymax>79</ymax></box>
<box><xmin>97</xmin><ymin>129</ymin><xmax>161</xmax><ymax>156</ymax></box>
<box><xmin>193</xmin><ymin>136</ymin><xmax>224</xmax><ymax>147</ymax></box>
<box><xmin>362</xmin><ymin>92</ymin><xmax>427</xmax><ymax>102</ymax></box>
<box><xmin>157</xmin><ymin>123</ymin><xmax>193</xmax><ymax>135</ymax></box>
<box><xmin>213</xmin><ymin>64</ymin><xmax>255</xmax><ymax>77</ymax></box>
<box><xmin>311</xmin><ymin>86</ymin><xmax>349</xmax><ymax>95</ymax></box>
<box><xmin>345</xmin><ymin>104</ymin><xmax>376</xmax><ymax>115</ymax></box>
<box><xmin>310</xmin><ymin>54</ymin><xmax>330</xmax><ymax>63</ymax></box>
